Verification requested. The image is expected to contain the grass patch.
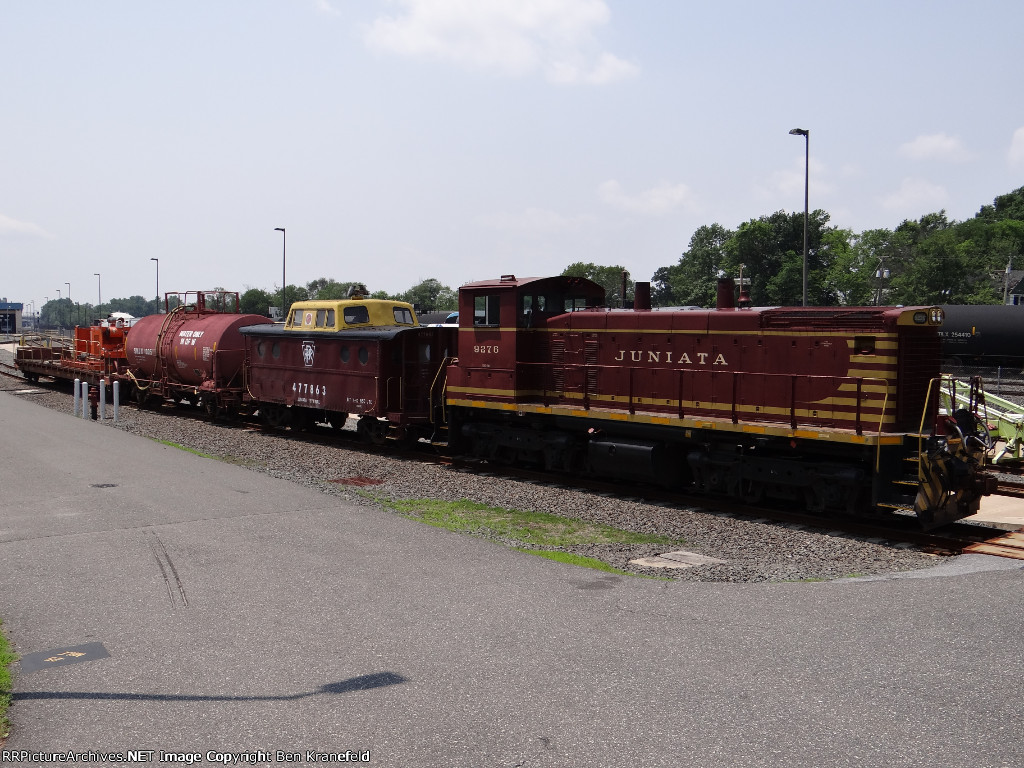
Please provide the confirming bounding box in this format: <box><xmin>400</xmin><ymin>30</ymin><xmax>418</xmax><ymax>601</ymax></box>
<box><xmin>151</xmin><ymin>439</ymin><xmax>252</xmax><ymax>466</ymax></box>
<box><xmin>0</xmin><ymin>618</ymin><xmax>17</xmax><ymax>742</ymax></box>
<box><xmin>152</xmin><ymin>439</ymin><xmax>216</xmax><ymax>460</ymax></box>
<box><xmin>384</xmin><ymin>497</ymin><xmax>680</xmax><ymax>549</ymax></box>
<box><xmin>516</xmin><ymin>549</ymin><xmax>633</xmax><ymax>575</ymax></box>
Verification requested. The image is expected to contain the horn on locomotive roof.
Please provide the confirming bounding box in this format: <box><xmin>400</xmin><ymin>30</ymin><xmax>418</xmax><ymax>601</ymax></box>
<box><xmin>347</xmin><ymin>283</ymin><xmax>369</xmax><ymax>299</ymax></box>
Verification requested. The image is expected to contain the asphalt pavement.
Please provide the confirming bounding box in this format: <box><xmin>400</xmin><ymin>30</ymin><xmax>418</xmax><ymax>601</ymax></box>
<box><xmin>1</xmin><ymin>389</ymin><xmax>1023</xmax><ymax>768</ymax></box>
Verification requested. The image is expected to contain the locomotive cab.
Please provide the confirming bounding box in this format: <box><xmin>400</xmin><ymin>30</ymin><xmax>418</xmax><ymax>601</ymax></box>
<box><xmin>453</xmin><ymin>274</ymin><xmax>605</xmax><ymax>399</ymax></box>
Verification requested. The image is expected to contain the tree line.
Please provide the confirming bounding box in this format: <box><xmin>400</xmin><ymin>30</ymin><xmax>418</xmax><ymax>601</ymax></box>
<box><xmin>34</xmin><ymin>185</ymin><xmax>1024</xmax><ymax>328</ymax></box>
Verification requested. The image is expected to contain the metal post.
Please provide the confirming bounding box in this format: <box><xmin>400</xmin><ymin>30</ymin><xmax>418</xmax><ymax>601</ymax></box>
<box><xmin>99</xmin><ymin>379</ymin><xmax>106</xmax><ymax>421</ymax></box>
<box><xmin>81</xmin><ymin>381</ymin><xmax>89</xmax><ymax>420</ymax></box>
<box><xmin>151</xmin><ymin>258</ymin><xmax>160</xmax><ymax>312</ymax></box>
<box><xmin>113</xmin><ymin>380</ymin><xmax>120</xmax><ymax>423</ymax></box>
<box><xmin>73</xmin><ymin>378</ymin><xmax>81</xmax><ymax>416</ymax></box>
<box><xmin>275</xmin><ymin>227</ymin><xmax>286</xmax><ymax>318</ymax></box>
<box><xmin>789</xmin><ymin>128</ymin><xmax>810</xmax><ymax>306</ymax></box>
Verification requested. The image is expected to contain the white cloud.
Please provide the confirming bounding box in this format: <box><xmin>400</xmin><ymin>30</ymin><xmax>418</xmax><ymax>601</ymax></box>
<box><xmin>478</xmin><ymin>207</ymin><xmax>595</xmax><ymax>234</ymax></box>
<box><xmin>0</xmin><ymin>214</ymin><xmax>52</xmax><ymax>238</ymax></box>
<box><xmin>880</xmin><ymin>178</ymin><xmax>947</xmax><ymax>212</ymax></box>
<box><xmin>364</xmin><ymin>0</ymin><xmax>638</xmax><ymax>84</ymax></box>
<box><xmin>1009</xmin><ymin>127</ymin><xmax>1024</xmax><ymax>165</ymax></box>
<box><xmin>598</xmin><ymin>180</ymin><xmax>693</xmax><ymax>216</ymax></box>
<box><xmin>899</xmin><ymin>133</ymin><xmax>971</xmax><ymax>162</ymax></box>
<box><xmin>314</xmin><ymin>0</ymin><xmax>341</xmax><ymax>16</ymax></box>
<box><xmin>757</xmin><ymin>157</ymin><xmax>832</xmax><ymax>204</ymax></box>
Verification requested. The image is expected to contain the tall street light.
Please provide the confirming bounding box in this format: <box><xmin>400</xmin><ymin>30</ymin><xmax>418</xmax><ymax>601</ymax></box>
<box><xmin>789</xmin><ymin>128</ymin><xmax>809</xmax><ymax>306</ymax></box>
<box><xmin>151</xmin><ymin>258</ymin><xmax>160</xmax><ymax>312</ymax></box>
<box><xmin>274</xmin><ymin>227</ymin><xmax>286</xmax><ymax>319</ymax></box>
<box><xmin>94</xmin><ymin>272</ymin><xmax>102</xmax><ymax>309</ymax></box>
<box><xmin>65</xmin><ymin>281</ymin><xmax>73</xmax><ymax>326</ymax></box>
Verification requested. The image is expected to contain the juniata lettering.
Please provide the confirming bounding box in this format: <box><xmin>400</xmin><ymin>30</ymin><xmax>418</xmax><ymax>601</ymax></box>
<box><xmin>612</xmin><ymin>349</ymin><xmax>727</xmax><ymax>366</ymax></box>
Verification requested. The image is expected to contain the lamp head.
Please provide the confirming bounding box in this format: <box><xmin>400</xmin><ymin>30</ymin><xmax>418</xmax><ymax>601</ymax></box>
<box><xmin>789</xmin><ymin>128</ymin><xmax>808</xmax><ymax>136</ymax></box>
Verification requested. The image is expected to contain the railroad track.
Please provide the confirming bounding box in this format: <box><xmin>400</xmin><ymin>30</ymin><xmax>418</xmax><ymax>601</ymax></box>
<box><xmin>7</xmin><ymin>359</ymin><xmax>1021</xmax><ymax>560</ymax></box>
<box><xmin>463</xmin><ymin>459</ymin><xmax>1019</xmax><ymax>557</ymax></box>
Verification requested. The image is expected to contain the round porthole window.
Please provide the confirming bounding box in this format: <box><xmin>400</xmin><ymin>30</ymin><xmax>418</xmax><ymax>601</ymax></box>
<box><xmin>341</xmin><ymin>346</ymin><xmax>350</xmax><ymax>363</ymax></box>
<box><xmin>272</xmin><ymin>342</ymin><xmax>281</xmax><ymax>359</ymax></box>
<box><xmin>256</xmin><ymin>341</ymin><xmax>265</xmax><ymax>358</ymax></box>
<box><xmin>358</xmin><ymin>346</ymin><xmax>368</xmax><ymax>365</ymax></box>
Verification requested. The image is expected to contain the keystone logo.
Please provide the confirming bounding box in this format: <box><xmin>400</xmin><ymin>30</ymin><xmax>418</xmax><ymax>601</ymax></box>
<box><xmin>302</xmin><ymin>341</ymin><xmax>315</xmax><ymax>367</ymax></box>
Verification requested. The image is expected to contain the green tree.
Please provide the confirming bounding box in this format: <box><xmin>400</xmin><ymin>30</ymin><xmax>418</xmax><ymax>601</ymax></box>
<box><xmin>653</xmin><ymin>224</ymin><xmax>733</xmax><ymax>307</ymax></box>
<box><xmin>723</xmin><ymin>209</ymin><xmax>838</xmax><ymax>306</ymax></box>
<box><xmin>561</xmin><ymin>263</ymin><xmax>632</xmax><ymax>307</ymax></box>
<box><xmin>240</xmin><ymin>288</ymin><xmax>276</xmax><ymax>316</ymax></box>
<box><xmin>400</xmin><ymin>279</ymin><xmax>457</xmax><ymax>311</ymax></box>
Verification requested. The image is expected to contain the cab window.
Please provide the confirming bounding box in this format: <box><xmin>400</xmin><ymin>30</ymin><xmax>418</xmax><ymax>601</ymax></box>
<box><xmin>474</xmin><ymin>294</ymin><xmax>501</xmax><ymax>326</ymax></box>
<box><xmin>316</xmin><ymin>309</ymin><xmax>327</xmax><ymax>327</ymax></box>
<box><xmin>393</xmin><ymin>307</ymin><xmax>414</xmax><ymax>325</ymax></box>
<box><xmin>344</xmin><ymin>305</ymin><xmax>370</xmax><ymax>325</ymax></box>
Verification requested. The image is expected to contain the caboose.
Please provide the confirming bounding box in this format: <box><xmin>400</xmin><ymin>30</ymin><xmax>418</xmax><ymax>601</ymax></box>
<box><xmin>240</xmin><ymin>291</ymin><xmax>455</xmax><ymax>442</ymax></box>
<box><xmin>443</xmin><ymin>274</ymin><xmax>993</xmax><ymax>528</ymax></box>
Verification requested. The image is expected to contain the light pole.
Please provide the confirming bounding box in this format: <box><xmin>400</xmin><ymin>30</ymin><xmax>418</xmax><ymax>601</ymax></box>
<box><xmin>94</xmin><ymin>273</ymin><xmax>101</xmax><ymax>319</ymax></box>
<box><xmin>274</xmin><ymin>227</ymin><xmax>286</xmax><ymax>319</ymax></box>
<box><xmin>151</xmin><ymin>258</ymin><xmax>160</xmax><ymax>312</ymax></box>
<box><xmin>56</xmin><ymin>289</ymin><xmax>61</xmax><ymax>329</ymax></box>
<box><xmin>44</xmin><ymin>297</ymin><xmax>48</xmax><ymax>329</ymax></box>
<box><xmin>65</xmin><ymin>282</ymin><xmax>73</xmax><ymax>327</ymax></box>
<box><xmin>789</xmin><ymin>127</ymin><xmax>809</xmax><ymax>306</ymax></box>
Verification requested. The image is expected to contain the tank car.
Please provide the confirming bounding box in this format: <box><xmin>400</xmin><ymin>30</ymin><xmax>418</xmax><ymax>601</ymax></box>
<box><xmin>123</xmin><ymin>291</ymin><xmax>268</xmax><ymax>416</ymax></box>
<box><xmin>939</xmin><ymin>304</ymin><xmax>1024</xmax><ymax>368</ymax></box>
<box><xmin>240</xmin><ymin>291</ymin><xmax>455</xmax><ymax>442</ymax></box>
<box><xmin>443</xmin><ymin>274</ymin><xmax>994</xmax><ymax>528</ymax></box>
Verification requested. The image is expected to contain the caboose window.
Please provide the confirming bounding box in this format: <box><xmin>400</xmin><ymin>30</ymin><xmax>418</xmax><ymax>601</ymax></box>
<box><xmin>340</xmin><ymin>345</ymin><xmax>350</xmax><ymax>363</ymax></box>
<box><xmin>290</xmin><ymin>309</ymin><xmax>302</xmax><ymax>325</ymax></box>
<box><xmin>344</xmin><ymin>306</ymin><xmax>370</xmax><ymax>325</ymax></box>
<box><xmin>326</xmin><ymin>309</ymin><xmax>335</xmax><ymax>327</ymax></box>
<box><xmin>358</xmin><ymin>346</ymin><xmax>369</xmax><ymax>365</ymax></box>
<box><xmin>316</xmin><ymin>309</ymin><xmax>327</xmax><ymax>327</ymax></box>
<box><xmin>393</xmin><ymin>307</ymin><xmax>414</xmax><ymax>325</ymax></box>
<box><xmin>474</xmin><ymin>294</ymin><xmax>501</xmax><ymax>326</ymax></box>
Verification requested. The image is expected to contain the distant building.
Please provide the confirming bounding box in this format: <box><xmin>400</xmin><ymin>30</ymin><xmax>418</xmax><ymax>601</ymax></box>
<box><xmin>1004</xmin><ymin>270</ymin><xmax>1024</xmax><ymax>305</ymax></box>
<box><xmin>0</xmin><ymin>300</ymin><xmax>23</xmax><ymax>333</ymax></box>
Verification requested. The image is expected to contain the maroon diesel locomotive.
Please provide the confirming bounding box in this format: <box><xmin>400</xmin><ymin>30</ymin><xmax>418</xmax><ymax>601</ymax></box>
<box><xmin>443</xmin><ymin>274</ymin><xmax>993</xmax><ymax>528</ymax></box>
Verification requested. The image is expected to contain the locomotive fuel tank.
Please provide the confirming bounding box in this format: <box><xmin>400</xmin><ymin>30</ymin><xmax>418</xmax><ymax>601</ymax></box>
<box><xmin>125</xmin><ymin>294</ymin><xmax>267</xmax><ymax>390</ymax></box>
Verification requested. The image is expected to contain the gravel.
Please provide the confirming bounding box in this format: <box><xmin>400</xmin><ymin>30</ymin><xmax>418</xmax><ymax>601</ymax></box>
<box><xmin>1</xmin><ymin>347</ymin><xmax>945</xmax><ymax>583</ymax></box>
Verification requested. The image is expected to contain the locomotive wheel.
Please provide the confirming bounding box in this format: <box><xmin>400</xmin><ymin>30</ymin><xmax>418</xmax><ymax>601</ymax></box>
<box><xmin>329</xmin><ymin>412</ymin><xmax>349</xmax><ymax>432</ymax></box>
<box><xmin>24</xmin><ymin>372</ymin><xmax>40</xmax><ymax>384</ymax></box>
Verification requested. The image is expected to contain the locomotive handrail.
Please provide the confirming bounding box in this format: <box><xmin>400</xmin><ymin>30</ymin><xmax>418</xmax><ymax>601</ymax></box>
<box><xmin>428</xmin><ymin>358</ymin><xmax>454</xmax><ymax>426</ymax></box>
<box><xmin>542</xmin><ymin>361</ymin><xmax>894</xmax><ymax>437</ymax></box>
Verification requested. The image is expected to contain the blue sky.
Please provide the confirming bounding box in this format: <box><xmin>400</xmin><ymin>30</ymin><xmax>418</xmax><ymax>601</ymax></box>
<box><xmin>2</xmin><ymin>0</ymin><xmax>1022</xmax><ymax>311</ymax></box>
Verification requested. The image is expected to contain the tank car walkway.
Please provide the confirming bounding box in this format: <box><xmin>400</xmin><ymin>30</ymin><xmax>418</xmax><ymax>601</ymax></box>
<box><xmin>1</xmin><ymin>390</ymin><xmax>1023</xmax><ymax>767</ymax></box>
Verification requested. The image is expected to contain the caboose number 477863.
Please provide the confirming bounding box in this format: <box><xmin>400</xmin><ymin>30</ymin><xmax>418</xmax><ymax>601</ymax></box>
<box><xmin>16</xmin><ymin>274</ymin><xmax>995</xmax><ymax>529</ymax></box>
